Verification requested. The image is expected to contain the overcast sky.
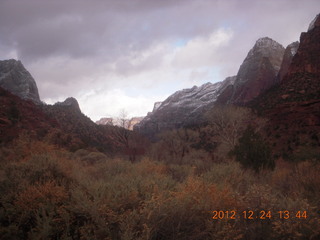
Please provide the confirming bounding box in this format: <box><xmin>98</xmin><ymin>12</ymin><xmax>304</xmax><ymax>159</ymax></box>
<box><xmin>0</xmin><ymin>0</ymin><xmax>319</xmax><ymax>121</ymax></box>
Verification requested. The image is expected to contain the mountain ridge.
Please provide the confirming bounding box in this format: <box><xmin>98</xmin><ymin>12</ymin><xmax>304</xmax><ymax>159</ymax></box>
<box><xmin>136</xmin><ymin>37</ymin><xmax>287</xmax><ymax>138</ymax></box>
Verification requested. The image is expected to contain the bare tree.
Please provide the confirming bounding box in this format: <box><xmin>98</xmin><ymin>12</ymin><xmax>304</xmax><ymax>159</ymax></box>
<box><xmin>111</xmin><ymin>109</ymin><xmax>148</xmax><ymax>162</ymax></box>
<box><xmin>205</xmin><ymin>104</ymin><xmax>253</xmax><ymax>149</ymax></box>
<box><xmin>112</xmin><ymin>109</ymin><xmax>131</xmax><ymax>149</ymax></box>
<box><xmin>117</xmin><ymin>109</ymin><xmax>132</xmax><ymax>130</ymax></box>
<box><xmin>154</xmin><ymin>128</ymin><xmax>200</xmax><ymax>163</ymax></box>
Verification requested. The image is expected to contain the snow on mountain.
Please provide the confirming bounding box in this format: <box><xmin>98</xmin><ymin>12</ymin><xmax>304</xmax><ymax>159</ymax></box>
<box><xmin>157</xmin><ymin>81</ymin><xmax>227</xmax><ymax>112</ymax></box>
<box><xmin>135</xmin><ymin>76</ymin><xmax>235</xmax><ymax>136</ymax></box>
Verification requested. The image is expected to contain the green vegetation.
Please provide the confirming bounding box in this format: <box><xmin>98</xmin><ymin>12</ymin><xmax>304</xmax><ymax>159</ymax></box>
<box><xmin>232</xmin><ymin>126</ymin><xmax>274</xmax><ymax>173</ymax></box>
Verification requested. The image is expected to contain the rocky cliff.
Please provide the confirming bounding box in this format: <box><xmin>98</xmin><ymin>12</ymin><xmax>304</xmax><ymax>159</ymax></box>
<box><xmin>0</xmin><ymin>59</ymin><xmax>41</xmax><ymax>104</ymax></box>
<box><xmin>96</xmin><ymin>116</ymin><xmax>144</xmax><ymax>130</ymax></box>
<box><xmin>96</xmin><ymin>117</ymin><xmax>114</xmax><ymax>125</ymax></box>
<box><xmin>284</xmin><ymin>14</ymin><xmax>320</xmax><ymax>77</ymax></box>
<box><xmin>252</xmin><ymin>13</ymin><xmax>320</xmax><ymax>157</ymax></box>
<box><xmin>277</xmin><ymin>41</ymin><xmax>300</xmax><ymax>82</ymax></box>
<box><xmin>217</xmin><ymin>37</ymin><xmax>285</xmax><ymax>104</ymax></box>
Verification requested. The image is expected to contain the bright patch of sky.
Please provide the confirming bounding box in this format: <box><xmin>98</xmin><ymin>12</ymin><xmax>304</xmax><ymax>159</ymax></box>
<box><xmin>1</xmin><ymin>0</ymin><xmax>319</xmax><ymax>121</ymax></box>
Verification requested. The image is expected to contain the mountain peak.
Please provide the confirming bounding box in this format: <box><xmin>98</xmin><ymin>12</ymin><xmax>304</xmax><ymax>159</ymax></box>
<box><xmin>216</xmin><ymin>37</ymin><xmax>285</xmax><ymax>105</ymax></box>
<box><xmin>55</xmin><ymin>97</ymin><xmax>81</xmax><ymax>112</ymax></box>
<box><xmin>308</xmin><ymin>13</ymin><xmax>320</xmax><ymax>31</ymax></box>
<box><xmin>0</xmin><ymin>59</ymin><xmax>41</xmax><ymax>104</ymax></box>
<box><xmin>246</xmin><ymin>37</ymin><xmax>284</xmax><ymax>60</ymax></box>
<box><xmin>255</xmin><ymin>37</ymin><xmax>280</xmax><ymax>47</ymax></box>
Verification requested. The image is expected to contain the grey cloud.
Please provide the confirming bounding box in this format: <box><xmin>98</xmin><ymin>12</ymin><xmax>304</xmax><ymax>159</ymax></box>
<box><xmin>0</xmin><ymin>0</ymin><xmax>320</xmax><ymax>118</ymax></box>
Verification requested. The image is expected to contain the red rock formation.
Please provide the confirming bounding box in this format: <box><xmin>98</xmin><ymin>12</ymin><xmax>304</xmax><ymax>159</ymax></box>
<box><xmin>252</xmin><ymin>14</ymin><xmax>320</xmax><ymax>158</ymax></box>
<box><xmin>277</xmin><ymin>41</ymin><xmax>299</xmax><ymax>82</ymax></box>
<box><xmin>217</xmin><ymin>37</ymin><xmax>285</xmax><ymax>105</ymax></box>
<box><xmin>284</xmin><ymin>14</ymin><xmax>320</xmax><ymax>77</ymax></box>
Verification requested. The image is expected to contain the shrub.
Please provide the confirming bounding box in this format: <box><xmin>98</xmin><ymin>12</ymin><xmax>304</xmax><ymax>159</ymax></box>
<box><xmin>231</xmin><ymin>126</ymin><xmax>275</xmax><ymax>173</ymax></box>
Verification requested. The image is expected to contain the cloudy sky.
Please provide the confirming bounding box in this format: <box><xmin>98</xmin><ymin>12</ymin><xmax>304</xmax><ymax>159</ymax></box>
<box><xmin>0</xmin><ymin>0</ymin><xmax>319</xmax><ymax>121</ymax></box>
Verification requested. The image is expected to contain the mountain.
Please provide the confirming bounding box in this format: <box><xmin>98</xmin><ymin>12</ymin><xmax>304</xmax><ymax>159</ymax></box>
<box><xmin>0</xmin><ymin>59</ymin><xmax>121</xmax><ymax>154</ymax></box>
<box><xmin>253</xmin><ymin>14</ymin><xmax>320</xmax><ymax>110</ymax></box>
<box><xmin>96</xmin><ymin>117</ymin><xmax>114</xmax><ymax>125</ymax></box>
<box><xmin>252</xmin><ymin>14</ymin><xmax>320</xmax><ymax>157</ymax></box>
<box><xmin>0</xmin><ymin>84</ymin><xmax>118</xmax><ymax>153</ymax></box>
<box><xmin>96</xmin><ymin>116</ymin><xmax>144</xmax><ymax>130</ymax></box>
<box><xmin>217</xmin><ymin>37</ymin><xmax>285</xmax><ymax>104</ymax></box>
<box><xmin>136</xmin><ymin>37</ymin><xmax>286</xmax><ymax>138</ymax></box>
<box><xmin>135</xmin><ymin>76</ymin><xmax>235</xmax><ymax>137</ymax></box>
<box><xmin>285</xmin><ymin>14</ymin><xmax>320</xmax><ymax>77</ymax></box>
<box><xmin>0</xmin><ymin>86</ymin><xmax>57</xmax><ymax>144</ymax></box>
<box><xmin>277</xmin><ymin>41</ymin><xmax>299</xmax><ymax>82</ymax></box>
<box><xmin>0</xmin><ymin>59</ymin><xmax>41</xmax><ymax>104</ymax></box>
<box><xmin>55</xmin><ymin>97</ymin><xmax>81</xmax><ymax>112</ymax></box>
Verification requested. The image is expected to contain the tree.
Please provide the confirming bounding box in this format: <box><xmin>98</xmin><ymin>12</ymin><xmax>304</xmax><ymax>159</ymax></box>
<box><xmin>111</xmin><ymin>109</ymin><xmax>148</xmax><ymax>162</ymax></box>
<box><xmin>153</xmin><ymin>128</ymin><xmax>200</xmax><ymax>164</ymax></box>
<box><xmin>231</xmin><ymin>125</ymin><xmax>274</xmax><ymax>173</ymax></box>
<box><xmin>205</xmin><ymin>105</ymin><xmax>254</xmax><ymax>148</ymax></box>
<box><xmin>204</xmin><ymin>104</ymin><xmax>254</xmax><ymax>160</ymax></box>
<box><xmin>117</xmin><ymin>109</ymin><xmax>132</xmax><ymax>130</ymax></box>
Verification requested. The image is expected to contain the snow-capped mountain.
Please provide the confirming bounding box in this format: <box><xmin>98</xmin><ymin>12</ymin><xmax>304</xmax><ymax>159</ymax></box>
<box><xmin>137</xmin><ymin>37</ymin><xmax>288</xmax><ymax>138</ymax></box>
<box><xmin>135</xmin><ymin>76</ymin><xmax>235</xmax><ymax>137</ymax></box>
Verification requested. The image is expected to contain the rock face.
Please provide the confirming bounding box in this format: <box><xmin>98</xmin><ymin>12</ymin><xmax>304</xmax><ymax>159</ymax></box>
<box><xmin>96</xmin><ymin>116</ymin><xmax>144</xmax><ymax>130</ymax></box>
<box><xmin>0</xmin><ymin>59</ymin><xmax>41</xmax><ymax>104</ymax></box>
<box><xmin>153</xmin><ymin>102</ymin><xmax>162</xmax><ymax>112</ymax></box>
<box><xmin>137</xmin><ymin>37</ymin><xmax>286</xmax><ymax>138</ymax></box>
<box><xmin>277</xmin><ymin>41</ymin><xmax>300</xmax><ymax>82</ymax></box>
<box><xmin>135</xmin><ymin>76</ymin><xmax>236</xmax><ymax>137</ymax></box>
<box><xmin>55</xmin><ymin>97</ymin><xmax>81</xmax><ymax>112</ymax></box>
<box><xmin>217</xmin><ymin>37</ymin><xmax>285</xmax><ymax>104</ymax></box>
<box><xmin>96</xmin><ymin>117</ymin><xmax>114</xmax><ymax>125</ymax></box>
<box><xmin>284</xmin><ymin>14</ymin><xmax>320</xmax><ymax>77</ymax></box>
<box><xmin>252</xmin><ymin>13</ymin><xmax>320</xmax><ymax>156</ymax></box>
<box><xmin>128</xmin><ymin>117</ymin><xmax>144</xmax><ymax>130</ymax></box>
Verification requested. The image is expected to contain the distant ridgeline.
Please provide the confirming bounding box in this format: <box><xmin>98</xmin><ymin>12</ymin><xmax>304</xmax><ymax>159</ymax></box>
<box><xmin>135</xmin><ymin>14</ymin><xmax>320</xmax><ymax>150</ymax></box>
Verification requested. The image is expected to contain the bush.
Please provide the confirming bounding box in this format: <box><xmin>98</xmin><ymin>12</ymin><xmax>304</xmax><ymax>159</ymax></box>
<box><xmin>232</xmin><ymin>126</ymin><xmax>275</xmax><ymax>173</ymax></box>
<box><xmin>1</xmin><ymin>136</ymin><xmax>320</xmax><ymax>239</ymax></box>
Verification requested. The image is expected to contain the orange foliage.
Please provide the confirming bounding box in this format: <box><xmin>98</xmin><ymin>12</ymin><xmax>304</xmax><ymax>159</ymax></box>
<box><xmin>15</xmin><ymin>180</ymin><xmax>68</xmax><ymax>212</ymax></box>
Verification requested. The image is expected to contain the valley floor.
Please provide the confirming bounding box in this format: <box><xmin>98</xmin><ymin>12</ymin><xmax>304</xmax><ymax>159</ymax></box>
<box><xmin>0</xmin><ymin>136</ymin><xmax>319</xmax><ymax>240</ymax></box>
